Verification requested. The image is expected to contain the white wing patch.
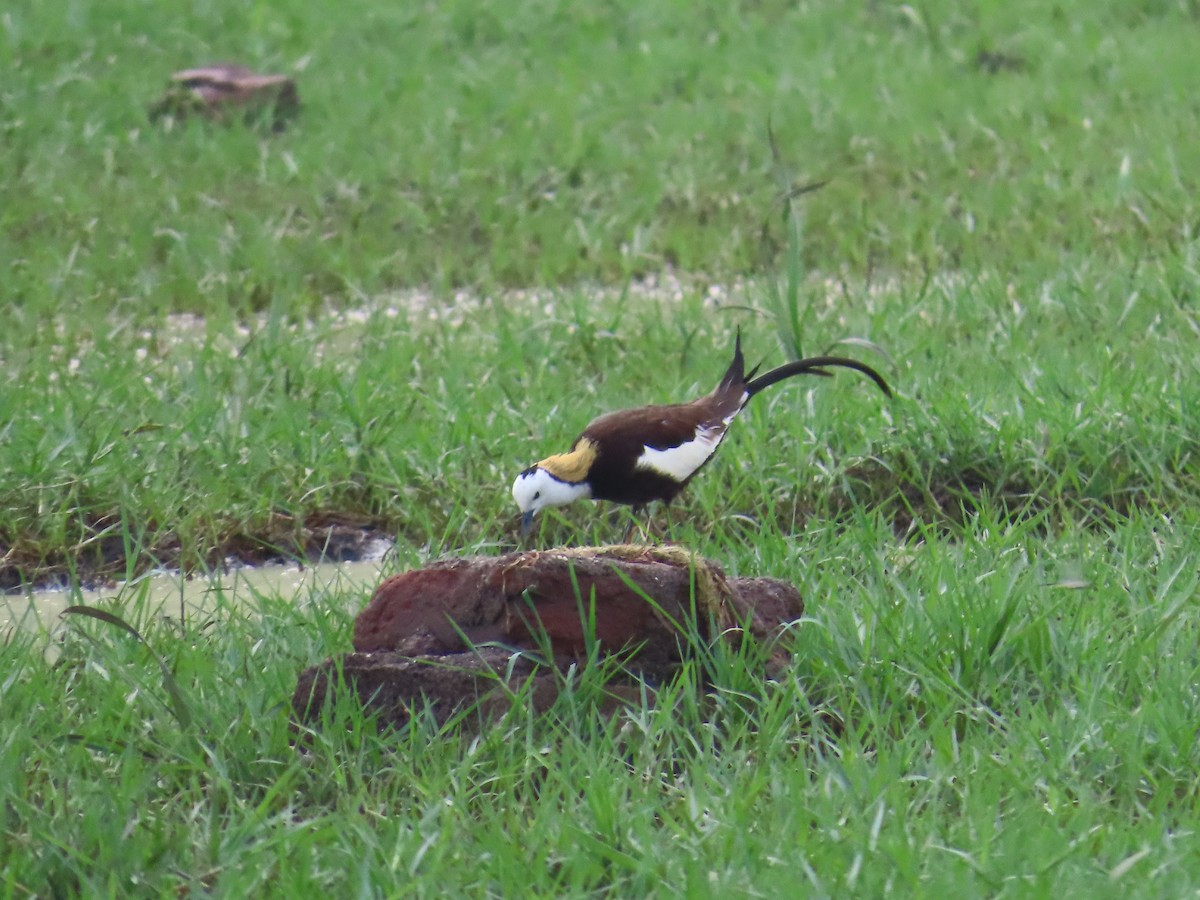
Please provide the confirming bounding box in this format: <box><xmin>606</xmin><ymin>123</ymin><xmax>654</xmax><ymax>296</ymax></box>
<box><xmin>635</xmin><ymin>426</ymin><xmax>725</xmax><ymax>481</ymax></box>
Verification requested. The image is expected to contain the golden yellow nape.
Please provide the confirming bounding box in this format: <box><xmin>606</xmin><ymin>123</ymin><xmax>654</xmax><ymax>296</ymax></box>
<box><xmin>537</xmin><ymin>438</ymin><xmax>599</xmax><ymax>483</ymax></box>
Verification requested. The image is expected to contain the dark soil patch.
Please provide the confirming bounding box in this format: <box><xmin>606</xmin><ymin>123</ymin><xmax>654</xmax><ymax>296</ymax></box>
<box><xmin>827</xmin><ymin>456</ymin><xmax>1163</xmax><ymax>536</ymax></box>
<box><xmin>0</xmin><ymin>511</ymin><xmax>392</xmax><ymax>594</ymax></box>
<box><xmin>3</xmin><ymin>453</ymin><xmax>1183</xmax><ymax>592</ymax></box>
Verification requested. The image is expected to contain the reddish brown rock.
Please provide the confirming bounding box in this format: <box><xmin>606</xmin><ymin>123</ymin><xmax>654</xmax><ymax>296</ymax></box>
<box><xmin>150</xmin><ymin>64</ymin><xmax>299</xmax><ymax>129</ymax></box>
<box><xmin>353</xmin><ymin>557</ymin><xmax>507</xmax><ymax>655</ymax></box>
<box><xmin>293</xmin><ymin>546</ymin><xmax>804</xmax><ymax>731</ymax></box>
<box><xmin>292</xmin><ymin>648</ymin><xmax>646</xmax><ymax>731</ymax></box>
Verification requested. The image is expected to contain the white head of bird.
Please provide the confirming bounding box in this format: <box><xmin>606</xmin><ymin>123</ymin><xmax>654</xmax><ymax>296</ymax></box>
<box><xmin>512</xmin><ymin>466</ymin><xmax>593</xmax><ymax>534</ymax></box>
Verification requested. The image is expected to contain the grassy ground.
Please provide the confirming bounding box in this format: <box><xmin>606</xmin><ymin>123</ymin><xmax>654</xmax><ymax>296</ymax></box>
<box><xmin>3</xmin><ymin>0</ymin><xmax>1200</xmax><ymax>895</ymax></box>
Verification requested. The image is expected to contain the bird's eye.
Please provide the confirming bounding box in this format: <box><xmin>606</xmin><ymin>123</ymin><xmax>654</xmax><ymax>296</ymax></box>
<box><xmin>533</xmin><ymin>491</ymin><xmax>541</xmax><ymax>500</ymax></box>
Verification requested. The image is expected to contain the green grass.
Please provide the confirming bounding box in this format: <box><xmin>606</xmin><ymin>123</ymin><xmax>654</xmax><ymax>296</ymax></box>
<box><xmin>3</xmin><ymin>512</ymin><xmax>1198</xmax><ymax>895</ymax></box>
<box><xmin>5</xmin><ymin>0</ymin><xmax>1200</xmax><ymax>302</ymax></box>
<box><xmin>3</xmin><ymin>0</ymin><xmax>1200</xmax><ymax>894</ymax></box>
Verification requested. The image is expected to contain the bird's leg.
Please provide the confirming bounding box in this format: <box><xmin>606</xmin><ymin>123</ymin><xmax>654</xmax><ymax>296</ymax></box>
<box><xmin>620</xmin><ymin>504</ymin><xmax>672</xmax><ymax>545</ymax></box>
<box><xmin>621</xmin><ymin>506</ymin><xmax>644</xmax><ymax>544</ymax></box>
<box><xmin>659</xmin><ymin>501</ymin><xmax>675</xmax><ymax>544</ymax></box>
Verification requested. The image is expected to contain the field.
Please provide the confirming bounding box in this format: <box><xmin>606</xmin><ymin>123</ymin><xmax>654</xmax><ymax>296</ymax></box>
<box><xmin>2</xmin><ymin>0</ymin><xmax>1199</xmax><ymax>895</ymax></box>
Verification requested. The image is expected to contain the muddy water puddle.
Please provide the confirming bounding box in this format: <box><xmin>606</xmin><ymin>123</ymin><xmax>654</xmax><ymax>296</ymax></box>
<box><xmin>1</xmin><ymin>558</ymin><xmax>387</xmax><ymax>636</ymax></box>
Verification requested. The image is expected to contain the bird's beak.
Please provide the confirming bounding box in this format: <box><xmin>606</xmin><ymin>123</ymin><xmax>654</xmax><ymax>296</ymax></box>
<box><xmin>519</xmin><ymin>510</ymin><xmax>536</xmax><ymax>537</ymax></box>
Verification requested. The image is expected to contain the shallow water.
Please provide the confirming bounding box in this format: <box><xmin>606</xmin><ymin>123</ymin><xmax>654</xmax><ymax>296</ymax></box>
<box><xmin>0</xmin><ymin>558</ymin><xmax>387</xmax><ymax>637</ymax></box>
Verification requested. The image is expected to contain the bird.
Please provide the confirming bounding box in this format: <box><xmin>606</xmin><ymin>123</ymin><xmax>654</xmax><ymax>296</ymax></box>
<box><xmin>512</xmin><ymin>330</ymin><xmax>891</xmax><ymax>536</ymax></box>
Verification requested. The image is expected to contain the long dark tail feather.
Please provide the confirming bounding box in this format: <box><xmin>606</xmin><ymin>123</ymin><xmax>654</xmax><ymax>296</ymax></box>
<box><xmin>718</xmin><ymin>327</ymin><xmax>749</xmax><ymax>390</ymax></box>
<box><xmin>746</xmin><ymin>355</ymin><xmax>892</xmax><ymax>398</ymax></box>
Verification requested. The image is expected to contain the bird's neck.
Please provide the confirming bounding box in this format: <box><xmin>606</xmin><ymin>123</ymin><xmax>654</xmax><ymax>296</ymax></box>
<box><xmin>537</xmin><ymin>437</ymin><xmax>599</xmax><ymax>484</ymax></box>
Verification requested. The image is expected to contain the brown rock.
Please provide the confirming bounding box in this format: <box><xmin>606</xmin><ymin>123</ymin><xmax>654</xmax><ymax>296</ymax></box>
<box><xmin>291</xmin><ymin>647</ymin><xmax>646</xmax><ymax>731</ymax></box>
<box><xmin>354</xmin><ymin>557</ymin><xmax>507</xmax><ymax>655</ymax></box>
<box><xmin>294</xmin><ymin>546</ymin><xmax>804</xmax><ymax>731</ymax></box>
<box><xmin>150</xmin><ymin>64</ymin><xmax>299</xmax><ymax>129</ymax></box>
